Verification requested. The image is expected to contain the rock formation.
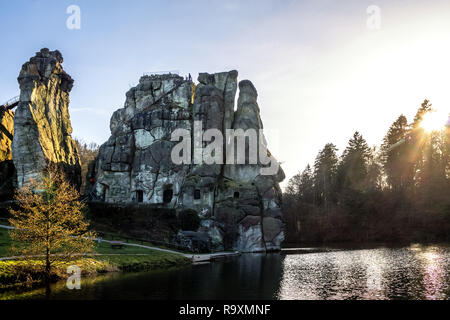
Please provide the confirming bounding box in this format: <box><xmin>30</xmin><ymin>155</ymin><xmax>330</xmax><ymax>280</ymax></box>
<box><xmin>0</xmin><ymin>109</ymin><xmax>14</xmax><ymax>161</ymax></box>
<box><xmin>93</xmin><ymin>71</ymin><xmax>285</xmax><ymax>252</ymax></box>
<box><xmin>1</xmin><ymin>48</ymin><xmax>284</xmax><ymax>253</ymax></box>
<box><xmin>216</xmin><ymin>80</ymin><xmax>285</xmax><ymax>252</ymax></box>
<box><xmin>12</xmin><ymin>48</ymin><xmax>81</xmax><ymax>189</ymax></box>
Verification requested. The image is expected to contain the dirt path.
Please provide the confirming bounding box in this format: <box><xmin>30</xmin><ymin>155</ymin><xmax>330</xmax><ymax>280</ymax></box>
<box><xmin>0</xmin><ymin>224</ymin><xmax>240</xmax><ymax>262</ymax></box>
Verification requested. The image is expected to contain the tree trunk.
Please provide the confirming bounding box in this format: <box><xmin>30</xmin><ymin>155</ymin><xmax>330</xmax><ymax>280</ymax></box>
<box><xmin>45</xmin><ymin>248</ymin><xmax>51</xmax><ymax>299</ymax></box>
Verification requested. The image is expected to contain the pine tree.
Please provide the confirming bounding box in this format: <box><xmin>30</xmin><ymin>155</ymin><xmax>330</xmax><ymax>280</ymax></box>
<box><xmin>286</xmin><ymin>172</ymin><xmax>302</xmax><ymax>197</ymax></box>
<box><xmin>286</xmin><ymin>164</ymin><xmax>314</xmax><ymax>203</ymax></box>
<box><xmin>337</xmin><ymin>132</ymin><xmax>371</xmax><ymax>191</ymax></box>
<box><xmin>444</xmin><ymin>116</ymin><xmax>450</xmax><ymax>178</ymax></box>
<box><xmin>412</xmin><ymin>99</ymin><xmax>432</xmax><ymax>128</ymax></box>
<box><xmin>380</xmin><ymin>115</ymin><xmax>410</xmax><ymax>190</ymax></box>
<box><xmin>299</xmin><ymin>164</ymin><xmax>315</xmax><ymax>204</ymax></box>
<box><xmin>365</xmin><ymin>146</ymin><xmax>383</xmax><ymax>190</ymax></box>
<box><xmin>314</xmin><ymin>143</ymin><xmax>339</xmax><ymax>207</ymax></box>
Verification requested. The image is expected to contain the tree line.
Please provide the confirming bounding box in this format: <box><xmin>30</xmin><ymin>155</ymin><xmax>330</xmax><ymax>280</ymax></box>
<box><xmin>283</xmin><ymin>100</ymin><xmax>450</xmax><ymax>244</ymax></box>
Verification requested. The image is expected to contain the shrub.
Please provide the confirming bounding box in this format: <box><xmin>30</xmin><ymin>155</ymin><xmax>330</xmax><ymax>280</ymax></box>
<box><xmin>178</xmin><ymin>209</ymin><xmax>200</xmax><ymax>231</ymax></box>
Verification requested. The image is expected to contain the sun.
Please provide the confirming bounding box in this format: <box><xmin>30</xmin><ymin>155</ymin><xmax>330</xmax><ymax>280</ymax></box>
<box><xmin>420</xmin><ymin>110</ymin><xmax>448</xmax><ymax>132</ymax></box>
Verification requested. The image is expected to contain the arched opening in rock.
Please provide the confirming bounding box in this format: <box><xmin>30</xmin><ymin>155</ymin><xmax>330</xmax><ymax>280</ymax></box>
<box><xmin>101</xmin><ymin>184</ymin><xmax>109</xmax><ymax>201</ymax></box>
<box><xmin>136</xmin><ymin>190</ymin><xmax>143</xmax><ymax>203</ymax></box>
<box><xmin>194</xmin><ymin>189</ymin><xmax>201</xmax><ymax>200</ymax></box>
<box><xmin>163</xmin><ymin>189</ymin><xmax>173</xmax><ymax>203</ymax></box>
<box><xmin>234</xmin><ymin>191</ymin><xmax>240</xmax><ymax>199</ymax></box>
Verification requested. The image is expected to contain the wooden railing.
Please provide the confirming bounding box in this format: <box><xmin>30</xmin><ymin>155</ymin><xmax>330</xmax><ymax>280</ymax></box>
<box><xmin>0</xmin><ymin>96</ymin><xmax>19</xmax><ymax>110</ymax></box>
<box><xmin>2</xmin><ymin>96</ymin><xmax>19</xmax><ymax>107</ymax></box>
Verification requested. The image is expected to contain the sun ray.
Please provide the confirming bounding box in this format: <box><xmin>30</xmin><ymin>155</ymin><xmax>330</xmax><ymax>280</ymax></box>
<box><xmin>420</xmin><ymin>110</ymin><xmax>448</xmax><ymax>132</ymax></box>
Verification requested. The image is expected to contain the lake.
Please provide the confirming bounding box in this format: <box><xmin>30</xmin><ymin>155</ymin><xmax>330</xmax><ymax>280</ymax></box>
<box><xmin>2</xmin><ymin>244</ymin><xmax>449</xmax><ymax>300</ymax></box>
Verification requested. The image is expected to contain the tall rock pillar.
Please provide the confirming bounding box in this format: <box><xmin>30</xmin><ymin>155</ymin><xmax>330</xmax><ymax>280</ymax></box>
<box><xmin>12</xmin><ymin>48</ymin><xmax>81</xmax><ymax>189</ymax></box>
<box><xmin>218</xmin><ymin>80</ymin><xmax>285</xmax><ymax>252</ymax></box>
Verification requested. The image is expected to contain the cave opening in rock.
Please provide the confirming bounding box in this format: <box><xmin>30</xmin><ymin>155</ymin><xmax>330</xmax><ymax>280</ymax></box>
<box><xmin>194</xmin><ymin>189</ymin><xmax>201</xmax><ymax>200</ymax></box>
<box><xmin>101</xmin><ymin>184</ymin><xmax>109</xmax><ymax>201</ymax></box>
<box><xmin>163</xmin><ymin>189</ymin><xmax>173</xmax><ymax>203</ymax></box>
<box><xmin>234</xmin><ymin>191</ymin><xmax>240</xmax><ymax>199</ymax></box>
<box><xmin>136</xmin><ymin>190</ymin><xmax>143</xmax><ymax>203</ymax></box>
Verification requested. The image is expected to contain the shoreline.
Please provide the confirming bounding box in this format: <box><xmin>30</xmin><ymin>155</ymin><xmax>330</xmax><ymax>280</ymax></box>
<box><xmin>0</xmin><ymin>253</ymin><xmax>191</xmax><ymax>290</ymax></box>
<box><xmin>282</xmin><ymin>241</ymin><xmax>450</xmax><ymax>250</ymax></box>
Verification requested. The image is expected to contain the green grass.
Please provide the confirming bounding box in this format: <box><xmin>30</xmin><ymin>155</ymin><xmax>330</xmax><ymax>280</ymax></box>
<box><xmin>0</xmin><ymin>253</ymin><xmax>190</xmax><ymax>289</ymax></box>
<box><xmin>96</xmin><ymin>232</ymin><xmax>190</xmax><ymax>254</ymax></box>
<box><xmin>95</xmin><ymin>253</ymin><xmax>191</xmax><ymax>272</ymax></box>
<box><xmin>0</xmin><ymin>228</ymin><xmax>18</xmax><ymax>258</ymax></box>
<box><xmin>0</xmin><ymin>228</ymin><xmax>191</xmax><ymax>288</ymax></box>
<box><xmin>93</xmin><ymin>241</ymin><xmax>191</xmax><ymax>273</ymax></box>
<box><xmin>0</xmin><ymin>258</ymin><xmax>114</xmax><ymax>289</ymax></box>
<box><xmin>0</xmin><ymin>228</ymin><xmax>181</xmax><ymax>257</ymax></box>
<box><xmin>94</xmin><ymin>240</ymin><xmax>158</xmax><ymax>255</ymax></box>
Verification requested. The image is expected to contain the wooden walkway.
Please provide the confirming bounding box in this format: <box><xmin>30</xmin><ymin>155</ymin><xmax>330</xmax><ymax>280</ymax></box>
<box><xmin>0</xmin><ymin>96</ymin><xmax>19</xmax><ymax>141</ymax></box>
<box><xmin>92</xmin><ymin>238</ymin><xmax>241</xmax><ymax>263</ymax></box>
<box><xmin>0</xmin><ymin>96</ymin><xmax>19</xmax><ymax>110</ymax></box>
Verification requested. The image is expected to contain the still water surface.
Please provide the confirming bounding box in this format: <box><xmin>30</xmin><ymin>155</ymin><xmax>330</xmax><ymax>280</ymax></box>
<box><xmin>3</xmin><ymin>244</ymin><xmax>449</xmax><ymax>300</ymax></box>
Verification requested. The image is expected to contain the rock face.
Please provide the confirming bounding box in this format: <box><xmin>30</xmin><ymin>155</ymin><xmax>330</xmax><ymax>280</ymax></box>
<box><xmin>0</xmin><ymin>109</ymin><xmax>15</xmax><ymax>200</ymax></box>
<box><xmin>12</xmin><ymin>48</ymin><xmax>81</xmax><ymax>189</ymax></box>
<box><xmin>0</xmin><ymin>109</ymin><xmax>14</xmax><ymax>161</ymax></box>
<box><xmin>93</xmin><ymin>71</ymin><xmax>285</xmax><ymax>252</ymax></box>
<box><xmin>94</xmin><ymin>73</ymin><xmax>193</xmax><ymax>203</ymax></box>
<box><xmin>216</xmin><ymin>80</ymin><xmax>285</xmax><ymax>252</ymax></box>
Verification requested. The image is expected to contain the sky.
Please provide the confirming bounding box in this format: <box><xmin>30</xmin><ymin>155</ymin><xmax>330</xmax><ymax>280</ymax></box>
<box><xmin>1</xmin><ymin>0</ymin><xmax>450</xmax><ymax>188</ymax></box>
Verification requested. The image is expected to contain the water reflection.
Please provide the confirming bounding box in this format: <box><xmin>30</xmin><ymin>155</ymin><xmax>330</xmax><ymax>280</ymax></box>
<box><xmin>1</xmin><ymin>253</ymin><xmax>285</xmax><ymax>300</ymax></box>
<box><xmin>277</xmin><ymin>245</ymin><xmax>450</xmax><ymax>300</ymax></box>
<box><xmin>1</xmin><ymin>245</ymin><xmax>449</xmax><ymax>300</ymax></box>
<box><xmin>417</xmin><ymin>246</ymin><xmax>447</xmax><ymax>300</ymax></box>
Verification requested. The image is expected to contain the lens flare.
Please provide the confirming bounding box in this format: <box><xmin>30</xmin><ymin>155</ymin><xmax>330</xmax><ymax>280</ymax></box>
<box><xmin>420</xmin><ymin>110</ymin><xmax>448</xmax><ymax>132</ymax></box>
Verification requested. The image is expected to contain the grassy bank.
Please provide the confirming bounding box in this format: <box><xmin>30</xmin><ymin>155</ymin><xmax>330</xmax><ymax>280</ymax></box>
<box><xmin>0</xmin><ymin>228</ymin><xmax>17</xmax><ymax>258</ymax></box>
<box><xmin>0</xmin><ymin>228</ymin><xmax>191</xmax><ymax>289</ymax></box>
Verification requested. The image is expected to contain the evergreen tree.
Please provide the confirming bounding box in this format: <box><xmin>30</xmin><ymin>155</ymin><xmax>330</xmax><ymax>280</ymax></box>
<box><xmin>286</xmin><ymin>164</ymin><xmax>314</xmax><ymax>203</ymax></box>
<box><xmin>414</xmin><ymin>122</ymin><xmax>448</xmax><ymax>207</ymax></box>
<box><xmin>286</xmin><ymin>172</ymin><xmax>302</xmax><ymax>197</ymax></box>
<box><xmin>412</xmin><ymin>99</ymin><xmax>432</xmax><ymax>128</ymax></box>
<box><xmin>283</xmin><ymin>100</ymin><xmax>449</xmax><ymax>243</ymax></box>
<box><xmin>365</xmin><ymin>146</ymin><xmax>383</xmax><ymax>190</ymax></box>
<box><xmin>380</xmin><ymin>115</ymin><xmax>410</xmax><ymax>190</ymax></box>
<box><xmin>299</xmin><ymin>164</ymin><xmax>315</xmax><ymax>204</ymax></box>
<box><xmin>444</xmin><ymin>116</ymin><xmax>450</xmax><ymax>178</ymax></box>
<box><xmin>314</xmin><ymin>143</ymin><xmax>339</xmax><ymax>207</ymax></box>
<box><xmin>337</xmin><ymin>132</ymin><xmax>371</xmax><ymax>191</ymax></box>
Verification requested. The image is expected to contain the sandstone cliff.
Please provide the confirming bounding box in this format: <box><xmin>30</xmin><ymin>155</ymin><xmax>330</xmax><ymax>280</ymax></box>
<box><xmin>0</xmin><ymin>109</ymin><xmax>15</xmax><ymax>200</ymax></box>
<box><xmin>93</xmin><ymin>72</ymin><xmax>285</xmax><ymax>252</ymax></box>
<box><xmin>12</xmin><ymin>48</ymin><xmax>81</xmax><ymax>189</ymax></box>
<box><xmin>2</xmin><ymin>48</ymin><xmax>284</xmax><ymax>253</ymax></box>
<box><xmin>0</xmin><ymin>109</ymin><xmax>14</xmax><ymax>161</ymax></box>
